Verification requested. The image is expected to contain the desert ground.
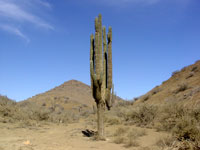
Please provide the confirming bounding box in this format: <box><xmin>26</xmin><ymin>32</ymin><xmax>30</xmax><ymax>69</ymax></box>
<box><xmin>0</xmin><ymin>118</ymin><xmax>170</xmax><ymax>150</ymax></box>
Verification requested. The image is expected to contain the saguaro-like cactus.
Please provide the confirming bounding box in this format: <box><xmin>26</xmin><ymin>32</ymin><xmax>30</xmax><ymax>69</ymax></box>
<box><xmin>90</xmin><ymin>14</ymin><xmax>113</xmax><ymax>139</ymax></box>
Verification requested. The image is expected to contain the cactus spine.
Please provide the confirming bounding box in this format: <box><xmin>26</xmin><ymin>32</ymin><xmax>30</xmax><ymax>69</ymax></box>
<box><xmin>90</xmin><ymin>14</ymin><xmax>113</xmax><ymax>139</ymax></box>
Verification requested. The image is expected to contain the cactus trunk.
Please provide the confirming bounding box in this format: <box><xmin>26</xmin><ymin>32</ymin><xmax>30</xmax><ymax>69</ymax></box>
<box><xmin>90</xmin><ymin>14</ymin><xmax>114</xmax><ymax>140</ymax></box>
<box><xmin>97</xmin><ymin>102</ymin><xmax>105</xmax><ymax>139</ymax></box>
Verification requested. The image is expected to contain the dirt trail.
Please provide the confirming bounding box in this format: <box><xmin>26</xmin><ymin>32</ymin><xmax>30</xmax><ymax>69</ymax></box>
<box><xmin>0</xmin><ymin>120</ymin><xmax>168</xmax><ymax>150</ymax></box>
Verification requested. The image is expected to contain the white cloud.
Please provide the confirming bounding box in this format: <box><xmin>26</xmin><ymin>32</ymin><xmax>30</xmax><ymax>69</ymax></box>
<box><xmin>0</xmin><ymin>24</ymin><xmax>29</xmax><ymax>42</ymax></box>
<box><xmin>0</xmin><ymin>0</ymin><xmax>53</xmax><ymax>42</ymax></box>
<box><xmin>36</xmin><ymin>0</ymin><xmax>52</xmax><ymax>9</ymax></box>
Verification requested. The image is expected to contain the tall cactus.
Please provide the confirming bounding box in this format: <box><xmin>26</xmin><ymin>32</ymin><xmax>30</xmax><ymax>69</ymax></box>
<box><xmin>90</xmin><ymin>14</ymin><xmax>113</xmax><ymax>140</ymax></box>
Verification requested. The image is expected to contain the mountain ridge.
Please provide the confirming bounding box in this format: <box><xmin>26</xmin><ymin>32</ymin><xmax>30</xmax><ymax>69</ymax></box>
<box><xmin>135</xmin><ymin>60</ymin><xmax>200</xmax><ymax>106</ymax></box>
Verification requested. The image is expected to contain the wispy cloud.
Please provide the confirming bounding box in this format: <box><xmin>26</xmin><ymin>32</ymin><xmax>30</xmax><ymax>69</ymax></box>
<box><xmin>36</xmin><ymin>0</ymin><xmax>52</xmax><ymax>9</ymax></box>
<box><xmin>0</xmin><ymin>24</ymin><xmax>29</xmax><ymax>42</ymax></box>
<box><xmin>0</xmin><ymin>0</ymin><xmax>53</xmax><ymax>42</ymax></box>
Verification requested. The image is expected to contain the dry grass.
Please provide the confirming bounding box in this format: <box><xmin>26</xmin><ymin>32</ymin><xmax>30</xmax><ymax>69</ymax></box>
<box><xmin>174</xmin><ymin>83</ymin><xmax>189</xmax><ymax>94</ymax></box>
<box><xmin>124</xmin><ymin>138</ymin><xmax>139</xmax><ymax>148</ymax></box>
<box><xmin>0</xmin><ymin>95</ymin><xmax>94</xmax><ymax>126</ymax></box>
<box><xmin>107</xmin><ymin>98</ymin><xmax>200</xmax><ymax>149</ymax></box>
<box><xmin>113</xmin><ymin>127</ymin><xmax>129</xmax><ymax>136</ymax></box>
<box><xmin>156</xmin><ymin>136</ymin><xmax>176</xmax><ymax>148</ymax></box>
<box><xmin>113</xmin><ymin>136</ymin><xmax>126</xmax><ymax>144</ymax></box>
<box><xmin>112</xmin><ymin>127</ymin><xmax>146</xmax><ymax>147</ymax></box>
<box><xmin>172</xmin><ymin>116</ymin><xmax>200</xmax><ymax>142</ymax></box>
<box><xmin>105</xmin><ymin>116</ymin><xmax>121</xmax><ymax>125</ymax></box>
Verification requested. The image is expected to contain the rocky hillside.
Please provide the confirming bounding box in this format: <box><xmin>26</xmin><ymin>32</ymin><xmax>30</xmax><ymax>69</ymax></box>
<box><xmin>22</xmin><ymin>80</ymin><xmax>96</xmax><ymax>109</ymax></box>
<box><xmin>136</xmin><ymin>60</ymin><xmax>200</xmax><ymax>106</ymax></box>
<box><xmin>21</xmin><ymin>79</ymin><xmax>122</xmax><ymax>111</ymax></box>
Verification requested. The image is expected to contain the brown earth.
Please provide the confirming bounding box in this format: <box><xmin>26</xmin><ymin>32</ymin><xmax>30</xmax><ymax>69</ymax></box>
<box><xmin>22</xmin><ymin>80</ymin><xmax>96</xmax><ymax>108</ymax></box>
<box><xmin>0</xmin><ymin>118</ymin><xmax>169</xmax><ymax>150</ymax></box>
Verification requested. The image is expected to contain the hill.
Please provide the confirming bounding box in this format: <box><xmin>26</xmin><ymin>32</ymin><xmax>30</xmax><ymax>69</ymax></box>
<box><xmin>135</xmin><ymin>60</ymin><xmax>200</xmax><ymax>106</ymax></box>
<box><xmin>21</xmin><ymin>80</ymin><xmax>96</xmax><ymax>110</ymax></box>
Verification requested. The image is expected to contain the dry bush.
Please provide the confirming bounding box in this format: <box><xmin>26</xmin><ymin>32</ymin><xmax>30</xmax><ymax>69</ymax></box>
<box><xmin>113</xmin><ymin>127</ymin><xmax>129</xmax><ymax>136</ymax></box>
<box><xmin>125</xmin><ymin>104</ymin><xmax>157</xmax><ymax>126</ymax></box>
<box><xmin>110</xmin><ymin>98</ymin><xmax>200</xmax><ymax>149</ymax></box>
<box><xmin>156</xmin><ymin>138</ymin><xmax>200</xmax><ymax>150</ymax></box>
<box><xmin>112</xmin><ymin>127</ymin><xmax>128</xmax><ymax>144</ymax></box>
<box><xmin>112</xmin><ymin>127</ymin><xmax>145</xmax><ymax>147</ymax></box>
<box><xmin>155</xmin><ymin>103</ymin><xmax>200</xmax><ymax>148</ymax></box>
<box><xmin>185</xmin><ymin>72</ymin><xmax>194</xmax><ymax>79</ymax></box>
<box><xmin>116</xmin><ymin>100</ymin><xmax>134</xmax><ymax>107</ymax></box>
<box><xmin>172</xmin><ymin>70</ymin><xmax>180</xmax><ymax>76</ymax></box>
<box><xmin>172</xmin><ymin>116</ymin><xmax>200</xmax><ymax>142</ymax></box>
<box><xmin>155</xmin><ymin>103</ymin><xmax>187</xmax><ymax>131</ymax></box>
<box><xmin>124</xmin><ymin>137</ymin><xmax>139</xmax><ymax>148</ymax></box>
<box><xmin>191</xmin><ymin>66</ymin><xmax>198</xmax><ymax>72</ymax></box>
<box><xmin>156</xmin><ymin>136</ymin><xmax>176</xmax><ymax>148</ymax></box>
<box><xmin>113</xmin><ymin>136</ymin><xmax>126</xmax><ymax>144</ymax></box>
<box><xmin>188</xmin><ymin>86</ymin><xmax>200</xmax><ymax>97</ymax></box>
<box><xmin>174</xmin><ymin>83</ymin><xmax>189</xmax><ymax>94</ymax></box>
<box><xmin>126</xmin><ymin>128</ymin><xmax>147</xmax><ymax>139</ymax></box>
<box><xmin>105</xmin><ymin>116</ymin><xmax>121</xmax><ymax>125</ymax></box>
<box><xmin>142</xmin><ymin>95</ymin><xmax>150</xmax><ymax>102</ymax></box>
<box><xmin>0</xmin><ymin>96</ymin><xmax>80</xmax><ymax>125</ymax></box>
<box><xmin>176</xmin><ymin>140</ymin><xmax>200</xmax><ymax>150</ymax></box>
<box><xmin>151</xmin><ymin>86</ymin><xmax>162</xmax><ymax>95</ymax></box>
<box><xmin>0</xmin><ymin>95</ymin><xmax>18</xmax><ymax>123</ymax></box>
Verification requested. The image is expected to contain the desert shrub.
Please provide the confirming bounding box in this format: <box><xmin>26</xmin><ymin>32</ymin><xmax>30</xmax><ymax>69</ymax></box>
<box><xmin>17</xmin><ymin>102</ymin><xmax>50</xmax><ymax>121</ymax></box>
<box><xmin>80</xmin><ymin>110</ymin><xmax>91</xmax><ymax>118</ymax></box>
<box><xmin>0</xmin><ymin>95</ymin><xmax>16</xmax><ymax>106</ymax></box>
<box><xmin>113</xmin><ymin>127</ymin><xmax>129</xmax><ymax>136</ymax></box>
<box><xmin>112</xmin><ymin>127</ymin><xmax>128</xmax><ymax>144</ymax></box>
<box><xmin>113</xmin><ymin>136</ymin><xmax>126</xmax><ymax>144</ymax></box>
<box><xmin>188</xmin><ymin>86</ymin><xmax>200</xmax><ymax>97</ymax></box>
<box><xmin>156</xmin><ymin>103</ymin><xmax>188</xmax><ymax>131</ymax></box>
<box><xmin>172</xmin><ymin>70</ymin><xmax>180</xmax><ymax>76</ymax></box>
<box><xmin>174</xmin><ymin>83</ymin><xmax>188</xmax><ymax>94</ymax></box>
<box><xmin>105</xmin><ymin>116</ymin><xmax>121</xmax><ymax>125</ymax></box>
<box><xmin>156</xmin><ymin>137</ymin><xmax>200</xmax><ymax>150</ymax></box>
<box><xmin>190</xmin><ymin>106</ymin><xmax>200</xmax><ymax>122</ymax></box>
<box><xmin>0</xmin><ymin>96</ymin><xmax>18</xmax><ymax>122</ymax></box>
<box><xmin>116</xmin><ymin>100</ymin><xmax>134</xmax><ymax>107</ymax></box>
<box><xmin>164</xmin><ymin>96</ymin><xmax>176</xmax><ymax>102</ymax></box>
<box><xmin>49</xmin><ymin>111</ymin><xmax>79</xmax><ymax>124</ymax></box>
<box><xmin>176</xmin><ymin>141</ymin><xmax>200</xmax><ymax>150</ymax></box>
<box><xmin>42</xmin><ymin>103</ymin><xmax>46</xmax><ymax>106</ymax></box>
<box><xmin>156</xmin><ymin>136</ymin><xmax>176</xmax><ymax>148</ymax></box>
<box><xmin>125</xmin><ymin>104</ymin><xmax>158</xmax><ymax>126</ymax></box>
<box><xmin>133</xmin><ymin>97</ymin><xmax>139</xmax><ymax>101</ymax></box>
<box><xmin>113</xmin><ymin>127</ymin><xmax>145</xmax><ymax>147</ymax></box>
<box><xmin>151</xmin><ymin>86</ymin><xmax>161</xmax><ymax>95</ymax></box>
<box><xmin>131</xmin><ymin>128</ymin><xmax>147</xmax><ymax>137</ymax></box>
<box><xmin>172</xmin><ymin>116</ymin><xmax>200</xmax><ymax>142</ymax></box>
<box><xmin>124</xmin><ymin>137</ymin><xmax>139</xmax><ymax>148</ymax></box>
<box><xmin>185</xmin><ymin>72</ymin><xmax>194</xmax><ymax>79</ymax></box>
<box><xmin>191</xmin><ymin>66</ymin><xmax>198</xmax><ymax>72</ymax></box>
<box><xmin>142</xmin><ymin>95</ymin><xmax>150</xmax><ymax>102</ymax></box>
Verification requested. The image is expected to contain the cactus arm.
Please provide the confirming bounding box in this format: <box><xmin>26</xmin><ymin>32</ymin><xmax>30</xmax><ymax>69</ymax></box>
<box><xmin>107</xmin><ymin>27</ymin><xmax>112</xmax><ymax>90</ymax></box>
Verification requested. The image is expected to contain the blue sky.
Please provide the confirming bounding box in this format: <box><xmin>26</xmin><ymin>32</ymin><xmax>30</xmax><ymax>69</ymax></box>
<box><xmin>0</xmin><ymin>0</ymin><xmax>199</xmax><ymax>101</ymax></box>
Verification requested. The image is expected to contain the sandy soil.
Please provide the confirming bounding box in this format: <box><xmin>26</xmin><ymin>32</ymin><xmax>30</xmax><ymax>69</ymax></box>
<box><xmin>0</xmin><ymin>120</ymin><xmax>168</xmax><ymax>150</ymax></box>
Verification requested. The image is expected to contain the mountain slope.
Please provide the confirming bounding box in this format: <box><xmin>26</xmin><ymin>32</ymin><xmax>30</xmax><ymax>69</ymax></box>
<box><xmin>23</xmin><ymin>80</ymin><xmax>96</xmax><ymax>109</ymax></box>
<box><xmin>136</xmin><ymin>60</ymin><xmax>200</xmax><ymax>106</ymax></box>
